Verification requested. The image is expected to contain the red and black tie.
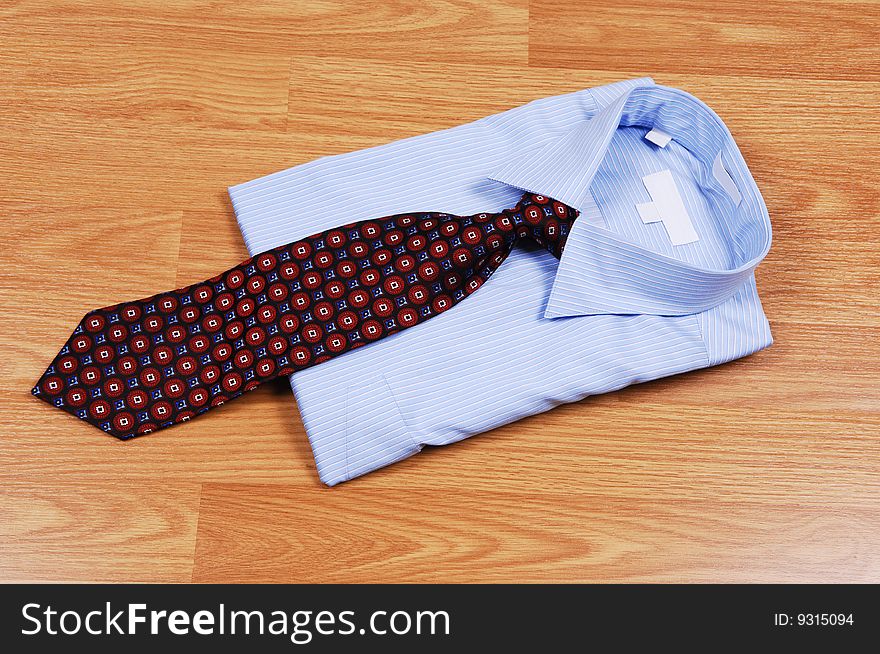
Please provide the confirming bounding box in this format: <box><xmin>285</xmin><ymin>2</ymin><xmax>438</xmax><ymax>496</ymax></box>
<box><xmin>34</xmin><ymin>192</ymin><xmax>579</xmax><ymax>438</ymax></box>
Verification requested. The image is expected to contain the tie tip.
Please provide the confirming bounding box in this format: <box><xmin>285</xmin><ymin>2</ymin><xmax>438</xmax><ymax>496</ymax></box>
<box><xmin>30</xmin><ymin>378</ymin><xmax>138</xmax><ymax>441</ymax></box>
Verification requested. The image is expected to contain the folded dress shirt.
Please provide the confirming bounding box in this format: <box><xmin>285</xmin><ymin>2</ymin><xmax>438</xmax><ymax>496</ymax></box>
<box><xmin>228</xmin><ymin>78</ymin><xmax>772</xmax><ymax>486</ymax></box>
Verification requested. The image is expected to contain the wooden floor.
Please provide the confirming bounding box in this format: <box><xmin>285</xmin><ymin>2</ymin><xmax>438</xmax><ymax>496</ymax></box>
<box><xmin>1</xmin><ymin>1</ymin><xmax>878</xmax><ymax>583</ymax></box>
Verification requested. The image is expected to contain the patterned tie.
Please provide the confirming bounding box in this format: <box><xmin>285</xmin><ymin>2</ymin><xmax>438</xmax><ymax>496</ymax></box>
<box><xmin>34</xmin><ymin>192</ymin><xmax>578</xmax><ymax>438</ymax></box>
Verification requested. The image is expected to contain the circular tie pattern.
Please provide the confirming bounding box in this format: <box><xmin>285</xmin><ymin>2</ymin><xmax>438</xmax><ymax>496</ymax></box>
<box><xmin>33</xmin><ymin>193</ymin><xmax>578</xmax><ymax>438</ymax></box>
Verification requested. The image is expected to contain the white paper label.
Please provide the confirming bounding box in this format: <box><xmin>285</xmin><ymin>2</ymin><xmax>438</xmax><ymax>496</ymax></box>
<box><xmin>712</xmin><ymin>151</ymin><xmax>742</xmax><ymax>206</ymax></box>
<box><xmin>645</xmin><ymin>128</ymin><xmax>672</xmax><ymax>148</ymax></box>
<box><xmin>639</xmin><ymin>169</ymin><xmax>699</xmax><ymax>246</ymax></box>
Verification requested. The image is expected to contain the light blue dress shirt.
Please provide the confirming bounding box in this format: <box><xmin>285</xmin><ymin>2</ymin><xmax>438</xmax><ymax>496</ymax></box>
<box><xmin>228</xmin><ymin>78</ymin><xmax>772</xmax><ymax>486</ymax></box>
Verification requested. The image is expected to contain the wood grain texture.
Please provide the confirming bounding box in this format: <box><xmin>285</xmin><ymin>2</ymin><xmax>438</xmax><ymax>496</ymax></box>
<box><xmin>1</xmin><ymin>0</ymin><xmax>878</xmax><ymax>583</ymax></box>
<box><xmin>529</xmin><ymin>0</ymin><xmax>880</xmax><ymax>81</ymax></box>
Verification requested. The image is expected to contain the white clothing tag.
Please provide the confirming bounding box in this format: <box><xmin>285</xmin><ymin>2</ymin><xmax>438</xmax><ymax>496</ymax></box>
<box><xmin>639</xmin><ymin>169</ymin><xmax>699</xmax><ymax>246</ymax></box>
<box><xmin>712</xmin><ymin>151</ymin><xmax>742</xmax><ymax>206</ymax></box>
<box><xmin>636</xmin><ymin>201</ymin><xmax>661</xmax><ymax>223</ymax></box>
<box><xmin>645</xmin><ymin>128</ymin><xmax>672</xmax><ymax>148</ymax></box>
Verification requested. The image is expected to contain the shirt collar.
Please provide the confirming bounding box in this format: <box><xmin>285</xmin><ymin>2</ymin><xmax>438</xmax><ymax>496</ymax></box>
<box><xmin>488</xmin><ymin>82</ymin><xmax>772</xmax><ymax>318</ymax></box>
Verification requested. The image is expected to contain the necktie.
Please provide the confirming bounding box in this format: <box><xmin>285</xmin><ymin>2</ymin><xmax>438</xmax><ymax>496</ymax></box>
<box><xmin>34</xmin><ymin>192</ymin><xmax>578</xmax><ymax>439</ymax></box>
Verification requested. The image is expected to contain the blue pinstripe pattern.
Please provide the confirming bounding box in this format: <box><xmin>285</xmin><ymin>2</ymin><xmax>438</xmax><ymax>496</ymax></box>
<box><xmin>228</xmin><ymin>79</ymin><xmax>772</xmax><ymax>485</ymax></box>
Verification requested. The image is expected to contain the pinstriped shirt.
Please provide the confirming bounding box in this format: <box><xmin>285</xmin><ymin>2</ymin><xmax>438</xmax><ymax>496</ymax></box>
<box><xmin>228</xmin><ymin>78</ymin><xmax>773</xmax><ymax>486</ymax></box>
